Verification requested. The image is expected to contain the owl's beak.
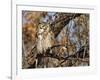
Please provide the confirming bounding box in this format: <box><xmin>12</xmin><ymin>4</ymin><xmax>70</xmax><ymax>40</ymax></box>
<box><xmin>38</xmin><ymin>29</ymin><xmax>44</xmax><ymax>34</ymax></box>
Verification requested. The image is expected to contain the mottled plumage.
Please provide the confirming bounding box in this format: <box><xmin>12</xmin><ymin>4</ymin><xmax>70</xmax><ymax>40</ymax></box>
<box><xmin>36</xmin><ymin>23</ymin><xmax>54</xmax><ymax>54</ymax></box>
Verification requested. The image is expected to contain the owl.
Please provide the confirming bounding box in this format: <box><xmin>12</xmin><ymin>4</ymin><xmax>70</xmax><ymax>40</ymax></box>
<box><xmin>36</xmin><ymin>23</ymin><xmax>54</xmax><ymax>54</ymax></box>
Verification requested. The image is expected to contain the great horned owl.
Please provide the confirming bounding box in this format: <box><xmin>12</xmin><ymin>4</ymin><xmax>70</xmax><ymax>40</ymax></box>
<box><xmin>36</xmin><ymin>23</ymin><xmax>54</xmax><ymax>54</ymax></box>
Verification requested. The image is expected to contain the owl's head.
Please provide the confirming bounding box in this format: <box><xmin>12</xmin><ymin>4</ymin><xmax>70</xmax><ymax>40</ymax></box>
<box><xmin>38</xmin><ymin>23</ymin><xmax>51</xmax><ymax>34</ymax></box>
